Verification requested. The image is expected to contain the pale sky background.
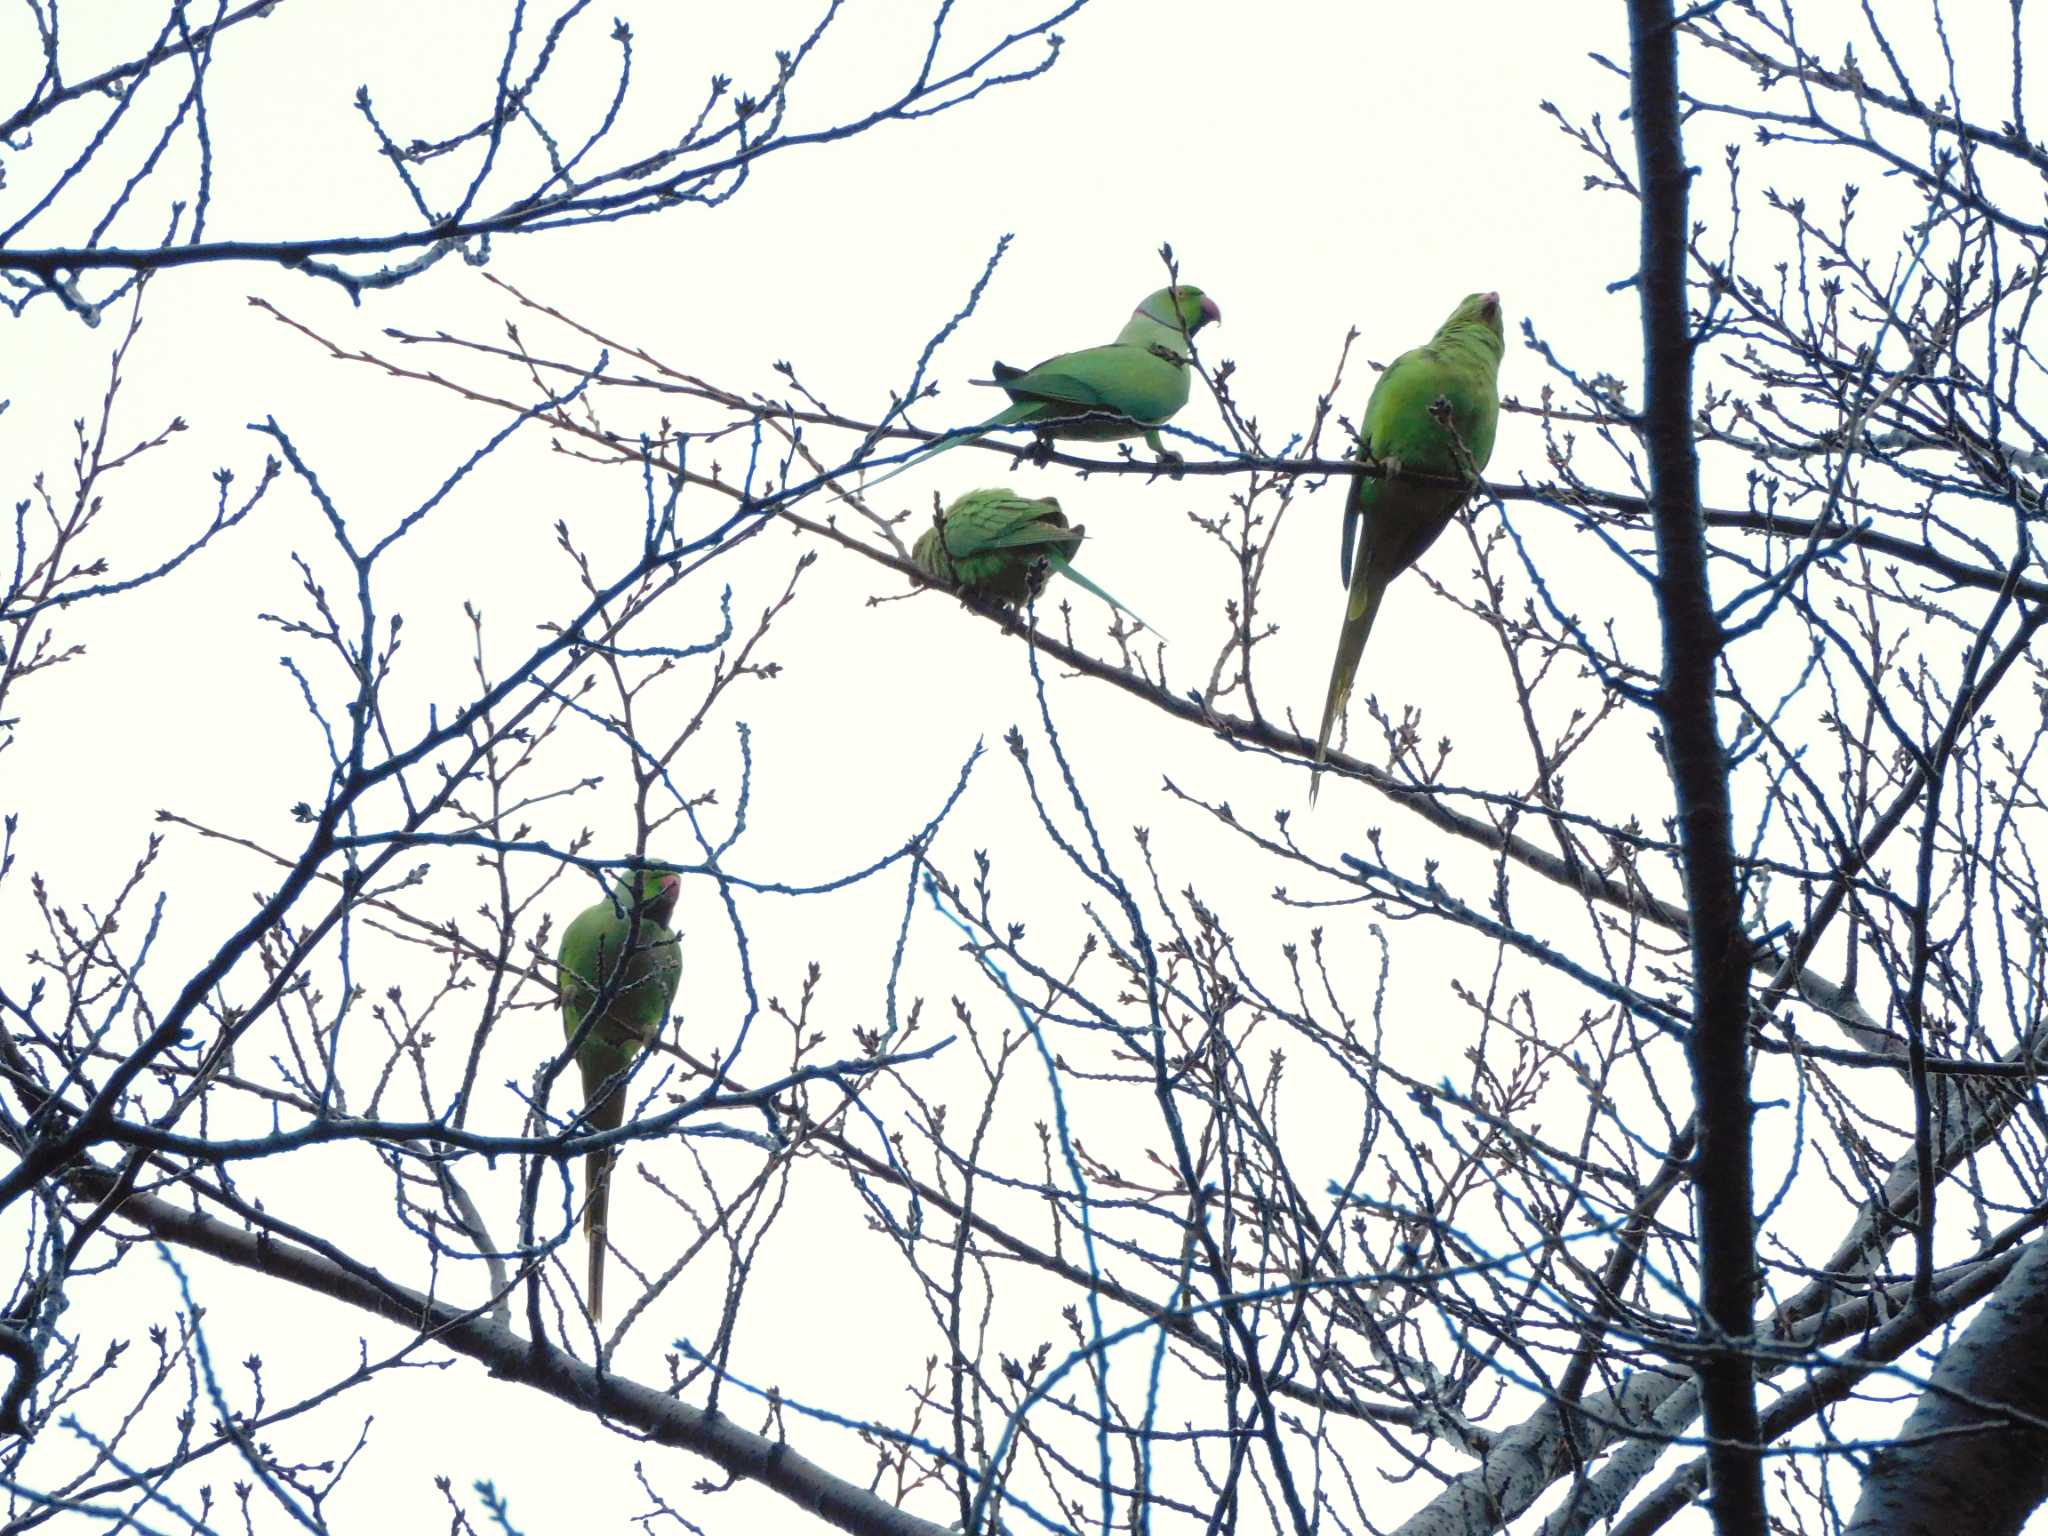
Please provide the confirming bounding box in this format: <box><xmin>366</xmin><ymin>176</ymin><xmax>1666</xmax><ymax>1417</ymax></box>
<box><xmin>3</xmin><ymin>3</ymin><xmax>2032</xmax><ymax>1532</ymax></box>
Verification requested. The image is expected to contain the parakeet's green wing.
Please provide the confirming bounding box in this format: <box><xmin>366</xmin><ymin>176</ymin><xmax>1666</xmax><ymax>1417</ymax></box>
<box><xmin>973</xmin><ymin>516</ymin><xmax>1085</xmax><ymax>556</ymax></box>
<box><xmin>993</xmin><ymin>343</ymin><xmax>1191</xmax><ymax>426</ymax></box>
<box><xmin>1340</xmin><ymin>347</ymin><xmax>1419</xmax><ymax>585</ymax></box>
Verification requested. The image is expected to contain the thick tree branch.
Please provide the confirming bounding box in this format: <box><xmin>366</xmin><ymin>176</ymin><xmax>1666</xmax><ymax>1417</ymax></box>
<box><xmin>85</xmin><ymin>1172</ymin><xmax>953</xmax><ymax>1536</ymax></box>
<box><xmin>1390</xmin><ymin>991</ymin><xmax>2048</xmax><ymax>1536</ymax></box>
<box><xmin>1605</xmin><ymin>1242</ymin><xmax>2029</xmax><ymax>1536</ymax></box>
<box><xmin>1628</xmin><ymin>4</ymin><xmax>1765</xmax><ymax>1531</ymax></box>
<box><xmin>1843</xmin><ymin>1238</ymin><xmax>2048</xmax><ymax>1536</ymax></box>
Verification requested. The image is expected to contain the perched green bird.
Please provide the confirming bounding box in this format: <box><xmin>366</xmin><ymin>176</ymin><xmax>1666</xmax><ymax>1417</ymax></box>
<box><xmin>555</xmin><ymin>866</ymin><xmax>682</xmax><ymax>1320</ymax></box>
<box><xmin>858</xmin><ymin>285</ymin><xmax>1222</xmax><ymax>492</ymax></box>
<box><xmin>1312</xmin><ymin>292</ymin><xmax>1505</xmax><ymax>801</ymax></box>
<box><xmin>912</xmin><ymin>488</ymin><xmax>1154</xmax><ymax>632</ymax></box>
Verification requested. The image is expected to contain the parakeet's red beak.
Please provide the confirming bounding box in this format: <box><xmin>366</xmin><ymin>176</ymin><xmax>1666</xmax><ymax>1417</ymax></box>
<box><xmin>1482</xmin><ymin>292</ymin><xmax>1500</xmax><ymax>311</ymax></box>
<box><xmin>642</xmin><ymin>872</ymin><xmax>681</xmax><ymax>925</ymax></box>
<box><xmin>1200</xmin><ymin>296</ymin><xmax>1222</xmax><ymax>325</ymax></box>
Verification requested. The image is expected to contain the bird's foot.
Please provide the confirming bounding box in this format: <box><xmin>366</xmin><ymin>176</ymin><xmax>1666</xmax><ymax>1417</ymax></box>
<box><xmin>1145</xmin><ymin>430</ymin><xmax>1186</xmax><ymax>477</ymax></box>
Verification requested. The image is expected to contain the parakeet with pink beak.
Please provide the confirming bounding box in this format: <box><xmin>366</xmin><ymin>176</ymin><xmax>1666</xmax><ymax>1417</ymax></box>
<box><xmin>1313</xmin><ymin>292</ymin><xmax>1505</xmax><ymax>802</ymax></box>
<box><xmin>859</xmin><ymin>284</ymin><xmax>1222</xmax><ymax>491</ymax></box>
<box><xmin>912</xmin><ymin>487</ymin><xmax>1154</xmax><ymax>632</ymax></box>
<box><xmin>555</xmin><ymin>866</ymin><xmax>682</xmax><ymax>1319</ymax></box>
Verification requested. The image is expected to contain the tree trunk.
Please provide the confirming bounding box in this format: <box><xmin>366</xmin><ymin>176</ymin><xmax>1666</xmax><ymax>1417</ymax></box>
<box><xmin>1846</xmin><ymin>1238</ymin><xmax>2048</xmax><ymax>1536</ymax></box>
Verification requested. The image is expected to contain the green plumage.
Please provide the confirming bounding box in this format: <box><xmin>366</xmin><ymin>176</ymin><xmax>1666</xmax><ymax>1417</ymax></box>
<box><xmin>556</xmin><ymin>866</ymin><xmax>682</xmax><ymax>1320</ymax></box>
<box><xmin>911</xmin><ymin>488</ymin><xmax>1152</xmax><ymax>631</ymax></box>
<box><xmin>1312</xmin><ymin>292</ymin><xmax>1505</xmax><ymax>801</ymax></box>
<box><xmin>858</xmin><ymin>285</ymin><xmax>1222</xmax><ymax>492</ymax></box>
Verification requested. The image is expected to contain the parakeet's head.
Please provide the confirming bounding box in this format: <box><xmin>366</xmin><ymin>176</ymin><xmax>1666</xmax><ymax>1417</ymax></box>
<box><xmin>1136</xmin><ymin>285</ymin><xmax>1222</xmax><ymax>336</ymax></box>
<box><xmin>1444</xmin><ymin>291</ymin><xmax>1505</xmax><ymax>341</ymax></box>
<box><xmin>612</xmin><ymin>867</ymin><xmax>682</xmax><ymax>927</ymax></box>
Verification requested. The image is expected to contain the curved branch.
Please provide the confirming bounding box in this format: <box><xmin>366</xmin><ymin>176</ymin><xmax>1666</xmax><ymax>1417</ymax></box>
<box><xmin>90</xmin><ymin>1173</ymin><xmax>952</xmax><ymax>1536</ymax></box>
<box><xmin>0</xmin><ymin>1324</ymin><xmax>38</xmax><ymax>1437</ymax></box>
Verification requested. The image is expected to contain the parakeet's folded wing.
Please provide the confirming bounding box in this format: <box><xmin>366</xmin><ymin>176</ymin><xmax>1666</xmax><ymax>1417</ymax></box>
<box><xmin>988</xmin><ymin>343</ymin><xmax>1188</xmax><ymax>425</ymax></box>
<box><xmin>975</xmin><ymin>516</ymin><xmax>1085</xmax><ymax>556</ymax></box>
<box><xmin>1340</xmin><ymin>352</ymin><xmax>1412</xmax><ymax>585</ymax></box>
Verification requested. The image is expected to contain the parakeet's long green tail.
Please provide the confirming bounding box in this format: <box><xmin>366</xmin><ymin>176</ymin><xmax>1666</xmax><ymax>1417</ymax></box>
<box><xmin>1050</xmin><ymin>557</ymin><xmax>1158</xmax><ymax>637</ymax></box>
<box><xmin>1309</xmin><ymin>577</ymin><xmax>1384</xmax><ymax>804</ymax></box>
<box><xmin>845</xmin><ymin>405</ymin><xmax>1027</xmax><ymax>497</ymax></box>
<box><xmin>583</xmin><ymin>1080</ymin><xmax>626</xmax><ymax>1321</ymax></box>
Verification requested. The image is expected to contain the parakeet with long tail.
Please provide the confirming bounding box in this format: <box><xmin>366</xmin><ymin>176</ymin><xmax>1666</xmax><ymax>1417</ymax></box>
<box><xmin>859</xmin><ymin>285</ymin><xmax>1222</xmax><ymax>492</ymax></box>
<box><xmin>555</xmin><ymin>866</ymin><xmax>681</xmax><ymax>1319</ymax></box>
<box><xmin>1312</xmin><ymin>292</ymin><xmax>1504</xmax><ymax>801</ymax></box>
<box><xmin>912</xmin><ymin>487</ymin><xmax>1154</xmax><ymax>632</ymax></box>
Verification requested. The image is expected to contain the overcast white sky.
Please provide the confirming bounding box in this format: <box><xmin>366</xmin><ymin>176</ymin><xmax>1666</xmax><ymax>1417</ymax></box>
<box><xmin>5</xmin><ymin>3</ymin><xmax>2036</xmax><ymax>1532</ymax></box>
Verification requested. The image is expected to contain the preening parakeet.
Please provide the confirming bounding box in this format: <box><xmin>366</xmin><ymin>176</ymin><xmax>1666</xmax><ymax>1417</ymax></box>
<box><xmin>859</xmin><ymin>285</ymin><xmax>1222</xmax><ymax>492</ymax></box>
<box><xmin>912</xmin><ymin>488</ymin><xmax>1154</xmax><ymax>632</ymax></box>
<box><xmin>1312</xmin><ymin>292</ymin><xmax>1505</xmax><ymax>801</ymax></box>
<box><xmin>556</xmin><ymin>866</ymin><xmax>682</xmax><ymax>1320</ymax></box>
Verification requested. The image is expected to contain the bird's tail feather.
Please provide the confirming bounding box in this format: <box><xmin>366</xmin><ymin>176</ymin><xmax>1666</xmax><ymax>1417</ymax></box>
<box><xmin>1052</xmin><ymin>558</ymin><xmax>1161</xmax><ymax>639</ymax></box>
<box><xmin>844</xmin><ymin>428</ymin><xmax>982</xmax><ymax>498</ymax></box>
<box><xmin>582</xmin><ymin>1080</ymin><xmax>626</xmax><ymax>1322</ymax></box>
<box><xmin>1309</xmin><ymin>577</ymin><xmax>1383</xmax><ymax>805</ymax></box>
<box><xmin>840</xmin><ymin>404</ymin><xmax>1024</xmax><ymax>499</ymax></box>
<box><xmin>585</xmin><ymin>1146</ymin><xmax>612</xmax><ymax>1320</ymax></box>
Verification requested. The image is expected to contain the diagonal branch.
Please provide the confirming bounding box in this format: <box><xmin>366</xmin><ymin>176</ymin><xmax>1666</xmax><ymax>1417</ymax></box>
<box><xmin>85</xmin><ymin>1170</ymin><xmax>954</xmax><ymax>1536</ymax></box>
<box><xmin>0</xmin><ymin>0</ymin><xmax>288</xmax><ymax>142</ymax></box>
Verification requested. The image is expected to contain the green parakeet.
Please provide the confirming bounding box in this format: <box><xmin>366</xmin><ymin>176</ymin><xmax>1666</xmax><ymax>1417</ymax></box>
<box><xmin>858</xmin><ymin>285</ymin><xmax>1222</xmax><ymax>492</ymax></box>
<box><xmin>912</xmin><ymin>487</ymin><xmax>1154</xmax><ymax>632</ymax></box>
<box><xmin>1312</xmin><ymin>292</ymin><xmax>1505</xmax><ymax>801</ymax></box>
<box><xmin>555</xmin><ymin>865</ymin><xmax>682</xmax><ymax>1319</ymax></box>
